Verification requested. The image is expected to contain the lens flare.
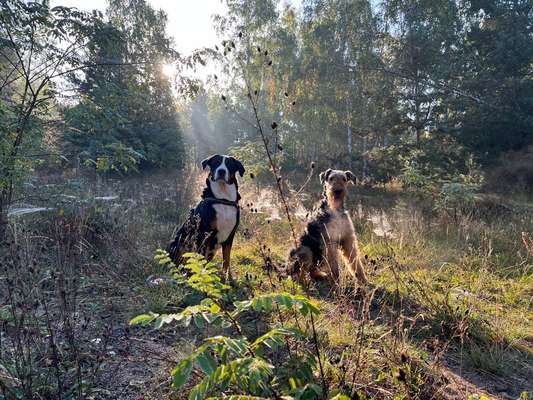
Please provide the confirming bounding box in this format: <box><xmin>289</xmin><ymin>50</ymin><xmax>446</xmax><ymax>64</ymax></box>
<box><xmin>161</xmin><ymin>63</ymin><xmax>174</xmax><ymax>77</ymax></box>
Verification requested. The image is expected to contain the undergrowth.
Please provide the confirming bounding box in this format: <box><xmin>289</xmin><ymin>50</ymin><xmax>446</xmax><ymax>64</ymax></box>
<box><xmin>132</xmin><ymin>251</ymin><xmax>332</xmax><ymax>400</ymax></box>
<box><xmin>1</xmin><ymin>171</ymin><xmax>532</xmax><ymax>399</ymax></box>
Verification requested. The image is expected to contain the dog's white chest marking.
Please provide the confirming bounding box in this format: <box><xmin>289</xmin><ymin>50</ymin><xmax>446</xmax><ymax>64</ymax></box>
<box><xmin>214</xmin><ymin>204</ymin><xmax>238</xmax><ymax>243</ymax></box>
<box><xmin>210</xmin><ymin>180</ymin><xmax>238</xmax><ymax>244</ymax></box>
<box><xmin>210</xmin><ymin>179</ymin><xmax>237</xmax><ymax>202</ymax></box>
<box><xmin>325</xmin><ymin>210</ymin><xmax>354</xmax><ymax>242</ymax></box>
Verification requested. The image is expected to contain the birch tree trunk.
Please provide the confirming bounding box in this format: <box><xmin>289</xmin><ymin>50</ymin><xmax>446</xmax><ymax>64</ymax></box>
<box><xmin>347</xmin><ymin>125</ymin><xmax>353</xmax><ymax>170</ymax></box>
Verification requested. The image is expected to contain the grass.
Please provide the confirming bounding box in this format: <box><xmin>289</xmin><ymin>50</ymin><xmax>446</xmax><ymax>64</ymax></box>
<box><xmin>228</xmin><ymin>183</ymin><xmax>532</xmax><ymax>397</ymax></box>
<box><xmin>1</xmin><ymin>171</ymin><xmax>532</xmax><ymax>399</ymax></box>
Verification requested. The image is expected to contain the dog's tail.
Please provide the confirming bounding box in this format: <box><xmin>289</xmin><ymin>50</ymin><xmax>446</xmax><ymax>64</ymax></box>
<box><xmin>166</xmin><ymin>209</ymin><xmax>200</xmax><ymax>265</ymax></box>
<box><xmin>166</xmin><ymin>224</ymin><xmax>191</xmax><ymax>265</ymax></box>
<box><xmin>166</xmin><ymin>236</ymin><xmax>180</xmax><ymax>264</ymax></box>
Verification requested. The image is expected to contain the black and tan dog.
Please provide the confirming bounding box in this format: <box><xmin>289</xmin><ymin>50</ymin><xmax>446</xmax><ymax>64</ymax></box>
<box><xmin>167</xmin><ymin>154</ymin><xmax>245</xmax><ymax>279</ymax></box>
<box><xmin>288</xmin><ymin>169</ymin><xmax>367</xmax><ymax>285</ymax></box>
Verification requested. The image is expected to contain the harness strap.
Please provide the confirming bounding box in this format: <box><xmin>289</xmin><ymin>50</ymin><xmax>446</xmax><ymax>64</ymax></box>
<box><xmin>200</xmin><ymin>197</ymin><xmax>239</xmax><ymax>207</ymax></box>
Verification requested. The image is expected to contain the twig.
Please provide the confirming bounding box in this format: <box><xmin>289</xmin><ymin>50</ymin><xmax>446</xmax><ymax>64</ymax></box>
<box><xmin>309</xmin><ymin>312</ymin><xmax>328</xmax><ymax>398</ymax></box>
<box><xmin>236</xmin><ymin>54</ymin><xmax>298</xmax><ymax>246</ymax></box>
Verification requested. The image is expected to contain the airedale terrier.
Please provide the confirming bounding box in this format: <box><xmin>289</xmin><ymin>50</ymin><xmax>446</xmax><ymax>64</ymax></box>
<box><xmin>288</xmin><ymin>169</ymin><xmax>367</xmax><ymax>285</ymax></box>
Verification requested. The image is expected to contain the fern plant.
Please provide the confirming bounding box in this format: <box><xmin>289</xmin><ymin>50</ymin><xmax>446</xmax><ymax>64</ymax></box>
<box><xmin>131</xmin><ymin>251</ymin><xmax>344</xmax><ymax>400</ymax></box>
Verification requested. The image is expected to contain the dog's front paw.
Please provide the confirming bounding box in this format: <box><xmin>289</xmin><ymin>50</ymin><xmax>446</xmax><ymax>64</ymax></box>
<box><xmin>223</xmin><ymin>272</ymin><xmax>237</xmax><ymax>287</ymax></box>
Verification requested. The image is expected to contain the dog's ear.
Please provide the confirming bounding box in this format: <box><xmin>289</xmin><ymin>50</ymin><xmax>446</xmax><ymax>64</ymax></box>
<box><xmin>345</xmin><ymin>170</ymin><xmax>356</xmax><ymax>184</ymax></box>
<box><xmin>319</xmin><ymin>168</ymin><xmax>332</xmax><ymax>184</ymax></box>
<box><xmin>201</xmin><ymin>154</ymin><xmax>218</xmax><ymax>170</ymax></box>
<box><xmin>228</xmin><ymin>156</ymin><xmax>245</xmax><ymax>177</ymax></box>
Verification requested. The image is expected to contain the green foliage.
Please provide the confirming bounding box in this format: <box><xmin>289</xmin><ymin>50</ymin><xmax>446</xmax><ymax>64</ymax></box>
<box><xmin>62</xmin><ymin>0</ymin><xmax>185</xmax><ymax>173</ymax></box>
<box><xmin>0</xmin><ymin>0</ymin><xmax>102</xmax><ymax>236</ymax></box>
<box><xmin>467</xmin><ymin>395</ymin><xmax>492</xmax><ymax>400</ymax></box>
<box><xmin>229</xmin><ymin>142</ymin><xmax>277</xmax><ymax>184</ymax></box>
<box><xmin>399</xmin><ymin>150</ymin><xmax>484</xmax><ymax>217</ymax></box>
<box><xmin>86</xmin><ymin>143</ymin><xmax>145</xmax><ymax>174</ymax></box>
<box><xmin>202</xmin><ymin>0</ymin><xmax>533</xmax><ymax>189</ymax></box>
<box><xmin>234</xmin><ymin>292</ymin><xmax>320</xmax><ymax>317</ymax></box>
<box><xmin>436</xmin><ymin>182</ymin><xmax>480</xmax><ymax>215</ymax></box>
<box><xmin>400</xmin><ymin>159</ymin><xmax>435</xmax><ymax>195</ymax></box>
<box><xmin>131</xmin><ymin>252</ymin><xmax>323</xmax><ymax>399</ymax></box>
<box><xmin>180</xmin><ymin>252</ymin><xmax>231</xmax><ymax>299</ymax></box>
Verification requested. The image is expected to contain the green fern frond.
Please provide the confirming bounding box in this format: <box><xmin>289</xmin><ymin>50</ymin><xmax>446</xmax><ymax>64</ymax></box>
<box><xmin>234</xmin><ymin>292</ymin><xmax>320</xmax><ymax>317</ymax></box>
<box><xmin>251</xmin><ymin>327</ymin><xmax>303</xmax><ymax>353</ymax></box>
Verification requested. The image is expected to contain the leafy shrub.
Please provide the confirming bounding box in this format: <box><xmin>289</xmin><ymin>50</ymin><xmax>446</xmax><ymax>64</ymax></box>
<box><xmin>83</xmin><ymin>143</ymin><xmax>145</xmax><ymax>174</ymax></box>
<box><xmin>131</xmin><ymin>251</ymin><xmax>341</xmax><ymax>400</ymax></box>
<box><xmin>435</xmin><ymin>182</ymin><xmax>481</xmax><ymax>218</ymax></box>
<box><xmin>400</xmin><ymin>158</ymin><xmax>435</xmax><ymax>195</ymax></box>
<box><xmin>399</xmin><ymin>151</ymin><xmax>484</xmax><ymax>220</ymax></box>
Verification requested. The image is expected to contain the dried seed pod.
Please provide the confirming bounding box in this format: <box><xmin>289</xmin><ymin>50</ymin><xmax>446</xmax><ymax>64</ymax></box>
<box><xmin>311</xmin><ymin>161</ymin><xmax>315</xmax><ymax>169</ymax></box>
<box><xmin>221</xmin><ymin>94</ymin><xmax>226</xmax><ymax>101</ymax></box>
<box><xmin>250</xmin><ymin>172</ymin><xmax>255</xmax><ymax>179</ymax></box>
<box><xmin>277</xmin><ymin>144</ymin><xmax>283</xmax><ymax>151</ymax></box>
<box><xmin>271</xmin><ymin>121</ymin><xmax>278</xmax><ymax>129</ymax></box>
<box><xmin>396</xmin><ymin>369</ymin><xmax>406</xmax><ymax>382</ymax></box>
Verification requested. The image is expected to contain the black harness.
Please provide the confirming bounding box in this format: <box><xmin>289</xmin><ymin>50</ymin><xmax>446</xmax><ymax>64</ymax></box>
<box><xmin>199</xmin><ymin>197</ymin><xmax>239</xmax><ymax>207</ymax></box>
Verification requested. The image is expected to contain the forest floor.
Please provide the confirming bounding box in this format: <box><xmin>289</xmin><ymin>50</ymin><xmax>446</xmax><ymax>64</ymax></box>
<box><xmin>1</xmin><ymin>170</ymin><xmax>532</xmax><ymax>399</ymax></box>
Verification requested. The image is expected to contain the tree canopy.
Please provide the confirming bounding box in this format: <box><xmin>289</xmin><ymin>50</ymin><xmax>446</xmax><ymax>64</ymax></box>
<box><xmin>194</xmin><ymin>0</ymin><xmax>532</xmax><ymax>187</ymax></box>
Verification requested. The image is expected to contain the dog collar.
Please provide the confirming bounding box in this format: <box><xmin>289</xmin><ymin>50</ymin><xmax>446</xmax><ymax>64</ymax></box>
<box><xmin>201</xmin><ymin>197</ymin><xmax>239</xmax><ymax>207</ymax></box>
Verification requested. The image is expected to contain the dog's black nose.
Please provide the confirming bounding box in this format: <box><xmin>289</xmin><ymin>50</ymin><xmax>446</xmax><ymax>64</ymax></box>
<box><xmin>218</xmin><ymin>169</ymin><xmax>226</xmax><ymax>177</ymax></box>
<box><xmin>334</xmin><ymin>189</ymin><xmax>343</xmax><ymax>195</ymax></box>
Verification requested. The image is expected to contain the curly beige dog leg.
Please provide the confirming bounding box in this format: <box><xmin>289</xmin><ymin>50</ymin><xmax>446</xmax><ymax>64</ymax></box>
<box><xmin>340</xmin><ymin>235</ymin><xmax>368</xmax><ymax>285</ymax></box>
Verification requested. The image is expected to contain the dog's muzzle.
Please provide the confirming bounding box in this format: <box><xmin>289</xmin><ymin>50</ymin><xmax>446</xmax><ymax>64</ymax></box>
<box><xmin>333</xmin><ymin>188</ymin><xmax>344</xmax><ymax>198</ymax></box>
<box><xmin>213</xmin><ymin>168</ymin><xmax>229</xmax><ymax>182</ymax></box>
